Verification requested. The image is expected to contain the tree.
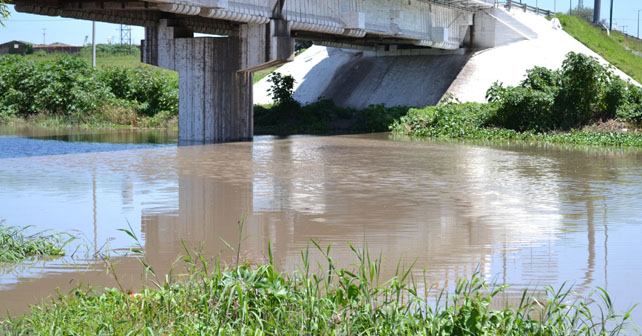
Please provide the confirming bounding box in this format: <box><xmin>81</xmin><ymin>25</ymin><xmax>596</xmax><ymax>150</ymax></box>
<box><xmin>0</xmin><ymin>1</ymin><xmax>10</xmax><ymax>26</ymax></box>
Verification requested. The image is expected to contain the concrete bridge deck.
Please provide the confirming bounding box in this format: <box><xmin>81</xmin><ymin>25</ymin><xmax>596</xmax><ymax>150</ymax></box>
<box><xmin>14</xmin><ymin>0</ymin><xmax>502</xmax><ymax>142</ymax></box>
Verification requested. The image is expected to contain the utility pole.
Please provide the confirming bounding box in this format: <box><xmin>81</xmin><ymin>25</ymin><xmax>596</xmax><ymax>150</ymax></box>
<box><xmin>92</xmin><ymin>21</ymin><xmax>96</xmax><ymax>68</ymax></box>
<box><xmin>638</xmin><ymin>9</ymin><xmax>642</xmax><ymax>38</ymax></box>
<box><xmin>609</xmin><ymin>0</ymin><xmax>613</xmax><ymax>31</ymax></box>
<box><xmin>569</xmin><ymin>0</ymin><xmax>572</xmax><ymax>14</ymax></box>
<box><xmin>42</xmin><ymin>28</ymin><xmax>46</xmax><ymax>44</ymax></box>
<box><xmin>638</xmin><ymin>9</ymin><xmax>641</xmax><ymax>39</ymax></box>
<box><xmin>593</xmin><ymin>0</ymin><xmax>601</xmax><ymax>24</ymax></box>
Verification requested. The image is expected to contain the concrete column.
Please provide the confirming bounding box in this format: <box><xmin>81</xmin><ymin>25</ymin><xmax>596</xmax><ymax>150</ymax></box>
<box><xmin>174</xmin><ymin>37</ymin><xmax>253</xmax><ymax>143</ymax></box>
<box><xmin>142</xmin><ymin>20</ymin><xmax>294</xmax><ymax>143</ymax></box>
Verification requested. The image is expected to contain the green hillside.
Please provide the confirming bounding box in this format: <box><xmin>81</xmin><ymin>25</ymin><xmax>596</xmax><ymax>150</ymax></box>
<box><xmin>558</xmin><ymin>14</ymin><xmax>642</xmax><ymax>83</ymax></box>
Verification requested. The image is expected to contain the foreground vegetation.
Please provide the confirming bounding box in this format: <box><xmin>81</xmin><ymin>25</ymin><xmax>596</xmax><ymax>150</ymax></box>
<box><xmin>392</xmin><ymin>52</ymin><xmax>642</xmax><ymax>147</ymax></box>
<box><xmin>558</xmin><ymin>14</ymin><xmax>642</xmax><ymax>84</ymax></box>
<box><xmin>1</xmin><ymin>239</ymin><xmax>636</xmax><ymax>335</ymax></box>
<box><xmin>0</xmin><ymin>222</ymin><xmax>72</xmax><ymax>263</ymax></box>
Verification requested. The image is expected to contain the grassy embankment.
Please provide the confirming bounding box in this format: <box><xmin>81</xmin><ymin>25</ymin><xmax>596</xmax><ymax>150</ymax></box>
<box><xmin>557</xmin><ymin>14</ymin><xmax>642</xmax><ymax>83</ymax></box>
<box><xmin>0</xmin><ymin>233</ymin><xmax>635</xmax><ymax>334</ymax></box>
<box><xmin>27</xmin><ymin>53</ymin><xmax>143</xmax><ymax>69</ymax></box>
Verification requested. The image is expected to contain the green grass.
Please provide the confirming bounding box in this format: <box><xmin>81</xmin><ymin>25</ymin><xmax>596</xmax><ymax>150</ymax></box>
<box><xmin>0</xmin><ymin>237</ymin><xmax>636</xmax><ymax>335</ymax></box>
<box><xmin>558</xmin><ymin>14</ymin><xmax>642</xmax><ymax>83</ymax></box>
<box><xmin>0</xmin><ymin>222</ymin><xmax>73</xmax><ymax>264</ymax></box>
<box><xmin>253</xmin><ymin>66</ymin><xmax>279</xmax><ymax>84</ymax></box>
<box><xmin>26</xmin><ymin>53</ymin><xmax>145</xmax><ymax>69</ymax></box>
<box><xmin>612</xmin><ymin>31</ymin><xmax>642</xmax><ymax>55</ymax></box>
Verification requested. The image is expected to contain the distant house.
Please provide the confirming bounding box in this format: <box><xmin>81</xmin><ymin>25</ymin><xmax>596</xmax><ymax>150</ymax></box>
<box><xmin>33</xmin><ymin>42</ymin><xmax>83</xmax><ymax>54</ymax></box>
<box><xmin>0</xmin><ymin>40</ymin><xmax>32</xmax><ymax>56</ymax></box>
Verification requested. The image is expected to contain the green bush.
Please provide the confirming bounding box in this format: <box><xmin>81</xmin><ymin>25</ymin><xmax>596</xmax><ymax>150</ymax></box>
<box><xmin>0</xmin><ymin>55</ymin><xmax>178</xmax><ymax>126</ymax></box>
<box><xmin>520</xmin><ymin>66</ymin><xmax>561</xmax><ymax>93</ymax></box>
<box><xmin>487</xmin><ymin>84</ymin><xmax>556</xmax><ymax>132</ymax></box>
<box><xmin>353</xmin><ymin>104</ymin><xmax>410</xmax><ymax>133</ymax></box>
<box><xmin>602</xmin><ymin>77</ymin><xmax>629</xmax><ymax>120</ymax></box>
<box><xmin>0</xmin><ymin>55</ymin><xmax>111</xmax><ymax>119</ymax></box>
<box><xmin>554</xmin><ymin>52</ymin><xmax>610</xmax><ymax>129</ymax></box>
<box><xmin>484</xmin><ymin>52</ymin><xmax>639</xmax><ymax>132</ymax></box>
<box><xmin>98</xmin><ymin>66</ymin><xmax>178</xmax><ymax>117</ymax></box>
<box><xmin>616</xmin><ymin>85</ymin><xmax>642</xmax><ymax>123</ymax></box>
<box><xmin>267</xmin><ymin>72</ymin><xmax>296</xmax><ymax>106</ymax></box>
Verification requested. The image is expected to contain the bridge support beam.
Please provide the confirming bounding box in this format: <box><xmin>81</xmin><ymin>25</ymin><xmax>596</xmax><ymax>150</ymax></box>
<box><xmin>143</xmin><ymin>20</ymin><xmax>293</xmax><ymax>143</ymax></box>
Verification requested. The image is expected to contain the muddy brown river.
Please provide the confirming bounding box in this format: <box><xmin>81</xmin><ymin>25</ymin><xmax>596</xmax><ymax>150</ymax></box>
<box><xmin>1</xmin><ymin>127</ymin><xmax>642</xmax><ymax>325</ymax></box>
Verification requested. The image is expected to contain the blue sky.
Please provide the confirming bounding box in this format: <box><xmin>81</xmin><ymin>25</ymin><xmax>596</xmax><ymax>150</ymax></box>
<box><xmin>1</xmin><ymin>5</ymin><xmax>145</xmax><ymax>46</ymax></box>
<box><xmin>1</xmin><ymin>1</ymin><xmax>641</xmax><ymax>46</ymax></box>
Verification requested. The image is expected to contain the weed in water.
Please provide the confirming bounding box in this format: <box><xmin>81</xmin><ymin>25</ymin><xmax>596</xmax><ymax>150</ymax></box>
<box><xmin>0</xmin><ymin>221</ymin><xmax>74</xmax><ymax>264</ymax></box>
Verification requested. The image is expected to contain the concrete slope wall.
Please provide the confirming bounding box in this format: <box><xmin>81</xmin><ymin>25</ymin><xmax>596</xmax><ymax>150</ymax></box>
<box><xmin>254</xmin><ymin>46</ymin><xmax>471</xmax><ymax>109</ymax></box>
<box><xmin>320</xmin><ymin>52</ymin><xmax>472</xmax><ymax>108</ymax></box>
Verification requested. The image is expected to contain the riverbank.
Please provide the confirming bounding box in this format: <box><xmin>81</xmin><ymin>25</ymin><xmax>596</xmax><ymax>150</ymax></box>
<box><xmin>1</xmin><ymin>241</ymin><xmax>634</xmax><ymax>334</ymax></box>
<box><xmin>392</xmin><ymin>52</ymin><xmax>642</xmax><ymax>148</ymax></box>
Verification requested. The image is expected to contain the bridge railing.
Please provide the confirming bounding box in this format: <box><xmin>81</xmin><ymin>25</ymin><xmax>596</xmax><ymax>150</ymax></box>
<box><xmin>501</xmin><ymin>1</ymin><xmax>554</xmax><ymax>17</ymax></box>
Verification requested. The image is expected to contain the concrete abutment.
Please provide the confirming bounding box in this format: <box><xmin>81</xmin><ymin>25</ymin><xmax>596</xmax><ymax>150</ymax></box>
<box><xmin>143</xmin><ymin>20</ymin><xmax>293</xmax><ymax>143</ymax></box>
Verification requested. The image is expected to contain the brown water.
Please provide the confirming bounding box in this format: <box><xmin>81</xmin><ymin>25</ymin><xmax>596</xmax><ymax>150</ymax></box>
<box><xmin>1</xmin><ymin>128</ymin><xmax>642</xmax><ymax>323</ymax></box>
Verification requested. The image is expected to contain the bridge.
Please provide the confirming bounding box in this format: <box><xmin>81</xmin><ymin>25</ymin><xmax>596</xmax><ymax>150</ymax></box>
<box><xmin>14</xmin><ymin>0</ymin><xmax>500</xmax><ymax>142</ymax></box>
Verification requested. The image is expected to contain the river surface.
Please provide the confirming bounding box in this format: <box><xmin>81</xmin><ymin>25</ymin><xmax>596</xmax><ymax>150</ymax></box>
<box><xmin>1</xmin><ymin>126</ymin><xmax>642</xmax><ymax>325</ymax></box>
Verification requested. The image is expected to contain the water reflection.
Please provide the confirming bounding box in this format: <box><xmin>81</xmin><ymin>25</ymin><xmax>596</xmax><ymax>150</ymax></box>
<box><xmin>1</xmin><ymin>132</ymin><xmax>642</xmax><ymax>323</ymax></box>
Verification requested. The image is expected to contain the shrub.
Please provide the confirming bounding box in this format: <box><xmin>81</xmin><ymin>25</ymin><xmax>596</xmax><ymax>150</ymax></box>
<box><xmin>0</xmin><ymin>56</ymin><xmax>111</xmax><ymax>119</ymax></box>
<box><xmin>353</xmin><ymin>104</ymin><xmax>409</xmax><ymax>133</ymax></box>
<box><xmin>98</xmin><ymin>66</ymin><xmax>178</xmax><ymax>117</ymax></box>
<box><xmin>554</xmin><ymin>52</ymin><xmax>610</xmax><ymax>129</ymax></box>
<box><xmin>267</xmin><ymin>72</ymin><xmax>296</xmax><ymax>106</ymax></box>
<box><xmin>0</xmin><ymin>55</ymin><xmax>178</xmax><ymax>126</ymax></box>
<box><xmin>616</xmin><ymin>85</ymin><xmax>642</xmax><ymax>123</ymax></box>
<box><xmin>602</xmin><ymin>77</ymin><xmax>629</xmax><ymax>120</ymax></box>
<box><xmin>520</xmin><ymin>66</ymin><xmax>560</xmax><ymax>93</ymax></box>
<box><xmin>487</xmin><ymin>83</ymin><xmax>556</xmax><ymax>132</ymax></box>
<box><xmin>484</xmin><ymin>52</ymin><xmax>627</xmax><ymax>132</ymax></box>
<box><xmin>265</xmin><ymin>72</ymin><xmax>301</xmax><ymax>123</ymax></box>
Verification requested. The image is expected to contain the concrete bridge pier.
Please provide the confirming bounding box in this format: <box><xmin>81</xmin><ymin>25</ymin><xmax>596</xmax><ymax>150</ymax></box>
<box><xmin>143</xmin><ymin>20</ymin><xmax>293</xmax><ymax>143</ymax></box>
